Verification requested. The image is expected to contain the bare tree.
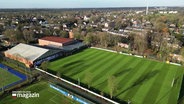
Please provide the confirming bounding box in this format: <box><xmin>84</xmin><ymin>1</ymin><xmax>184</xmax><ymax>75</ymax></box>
<box><xmin>84</xmin><ymin>71</ymin><xmax>93</xmax><ymax>88</ymax></box>
<box><xmin>40</xmin><ymin>61</ymin><xmax>50</xmax><ymax>72</ymax></box>
<box><xmin>133</xmin><ymin>33</ymin><xmax>148</xmax><ymax>55</ymax></box>
<box><xmin>23</xmin><ymin>29</ymin><xmax>34</xmax><ymax>43</ymax></box>
<box><xmin>57</xmin><ymin>71</ymin><xmax>61</xmax><ymax>78</ymax></box>
<box><xmin>180</xmin><ymin>48</ymin><xmax>184</xmax><ymax>65</ymax></box>
<box><xmin>108</xmin><ymin>76</ymin><xmax>118</xmax><ymax>99</ymax></box>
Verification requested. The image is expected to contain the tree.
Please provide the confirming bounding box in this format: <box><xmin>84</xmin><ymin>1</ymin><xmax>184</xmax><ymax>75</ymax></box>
<box><xmin>179</xmin><ymin>97</ymin><xmax>184</xmax><ymax>104</ymax></box>
<box><xmin>108</xmin><ymin>76</ymin><xmax>118</xmax><ymax>99</ymax></box>
<box><xmin>3</xmin><ymin>29</ymin><xmax>16</xmax><ymax>43</ymax></box>
<box><xmin>0</xmin><ymin>25</ymin><xmax>4</xmax><ymax>34</ymax></box>
<box><xmin>133</xmin><ymin>33</ymin><xmax>148</xmax><ymax>55</ymax></box>
<box><xmin>0</xmin><ymin>56</ymin><xmax>3</xmax><ymax>63</ymax></box>
<box><xmin>60</xmin><ymin>30</ymin><xmax>69</xmax><ymax>38</ymax></box>
<box><xmin>180</xmin><ymin>48</ymin><xmax>184</xmax><ymax>57</ymax></box>
<box><xmin>84</xmin><ymin>71</ymin><xmax>93</xmax><ymax>88</ymax></box>
<box><xmin>57</xmin><ymin>71</ymin><xmax>61</xmax><ymax>78</ymax></box>
<box><xmin>180</xmin><ymin>48</ymin><xmax>184</xmax><ymax>65</ymax></box>
<box><xmin>40</xmin><ymin>61</ymin><xmax>50</xmax><ymax>72</ymax></box>
<box><xmin>84</xmin><ymin>33</ymin><xmax>93</xmax><ymax>45</ymax></box>
<box><xmin>4</xmin><ymin>29</ymin><xmax>24</xmax><ymax>43</ymax></box>
<box><xmin>23</xmin><ymin>29</ymin><xmax>34</xmax><ymax>43</ymax></box>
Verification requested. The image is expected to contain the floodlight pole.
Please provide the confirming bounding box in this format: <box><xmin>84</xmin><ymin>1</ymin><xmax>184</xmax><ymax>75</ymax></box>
<box><xmin>78</xmin><ymin>78</ymin><xmax>80</xmax><ymax>86</ymax></box>
<box><xmin>128</xmin><ymin>99</ymin><xmax>131</xmax><ymax>104</ymax></box>
<box><xmin>146</xmin><ymin>0</ymin><xmax>149</xmax><ymax>15</ymax></box>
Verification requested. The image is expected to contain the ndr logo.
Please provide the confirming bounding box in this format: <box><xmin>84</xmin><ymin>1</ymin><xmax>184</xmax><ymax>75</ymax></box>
<box><xmin>12</xmin><ymin>91</ymin><xmax>39</xmax><ymax>99</ymax></box>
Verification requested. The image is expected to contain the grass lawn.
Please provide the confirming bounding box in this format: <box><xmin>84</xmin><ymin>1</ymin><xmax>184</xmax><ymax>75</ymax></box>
<box><xmin>49</xmin><ymin>48</ymin><xmax>184</xmax><ymax>104</ymax></box>
<box><xmin>0</xmin><ymin>81</ymin><xmax>78</xmax><ymax>104</ymax></box>
<box><xmin>0</xmin><ymin>68</ymin><xmax>21</xmax><ymax>89</ymax></box>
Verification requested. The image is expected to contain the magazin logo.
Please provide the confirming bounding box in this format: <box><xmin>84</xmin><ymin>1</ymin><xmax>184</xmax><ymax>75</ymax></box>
<box><xmin>12</xmin><ymin>91</ymin><xmax>39</xmax><ymax>99</ymax></box>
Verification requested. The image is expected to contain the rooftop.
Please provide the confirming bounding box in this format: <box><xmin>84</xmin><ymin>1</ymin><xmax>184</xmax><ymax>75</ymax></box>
<box><xmin>5</xmin><ymin>43</ymin><xmax>49</xmax><ymax>61</ymax></box>
<box><xmin>40</xmin><ymin>36</ymin><xmax>74</xmax><ymax>44</ymax></box>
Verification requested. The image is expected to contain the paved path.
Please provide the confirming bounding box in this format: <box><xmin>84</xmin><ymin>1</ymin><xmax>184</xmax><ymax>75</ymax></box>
<box><xmin>35</xmin><ymin>67</ymin><xmax>127</xmax><ymax>104</ymax></box>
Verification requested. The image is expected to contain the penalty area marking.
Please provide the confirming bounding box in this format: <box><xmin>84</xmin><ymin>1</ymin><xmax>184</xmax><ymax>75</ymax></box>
<box><xmin>49</xmin><ymin>94</ymin><xmax>60</xmax><ymax>104</ymax></box>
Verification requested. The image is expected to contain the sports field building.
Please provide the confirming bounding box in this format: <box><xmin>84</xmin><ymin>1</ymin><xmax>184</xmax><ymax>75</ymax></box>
<box><xmin>38</xmin><ymin>36</ymin><xmax>86</xmax><ymax>51</ymax></box>
<box><xmin>39</xmin><ymin>36</ymin><xmax>75</xmax><ymax>47</ymax></box>
<box><xmin>4</xmin><ymin>36</ymin><xmax>86</xmax><ymax>68</ymax></box>
<box><xmin>4</xmin><ymin>43</ymin><xmax>63</xmax><ymax>68</ymax></box>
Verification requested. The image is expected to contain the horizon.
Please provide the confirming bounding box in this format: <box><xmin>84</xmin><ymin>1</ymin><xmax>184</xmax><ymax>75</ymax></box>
<box><xmin>0</xmin><ymin>0</ymin><xmax>184</xmax><ymax>8</ymax></box>
<box><xmin>0</xmin><ymin>6</ymin><xmax>183</xmax><ymax>9</ymax></box>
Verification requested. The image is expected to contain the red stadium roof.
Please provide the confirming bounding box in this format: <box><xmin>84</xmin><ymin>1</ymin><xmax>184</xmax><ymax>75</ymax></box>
<box><xmin>40</xmin><ymin>36</ymin><xmax>74</xmax><ymax>44</ymax></box>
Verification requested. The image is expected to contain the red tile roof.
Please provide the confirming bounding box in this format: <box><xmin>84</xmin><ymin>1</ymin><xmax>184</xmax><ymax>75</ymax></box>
<box><xmin>40</xmin><ymin>36</ymin><xmax>74</xmax><ymax>44</ymax></box>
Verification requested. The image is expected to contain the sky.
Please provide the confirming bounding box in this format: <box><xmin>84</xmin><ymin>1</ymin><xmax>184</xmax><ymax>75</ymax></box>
<box><xmin>0</xmin><ymin>0</ymin><xmax>184</xmax><ymax>8</ymax></box>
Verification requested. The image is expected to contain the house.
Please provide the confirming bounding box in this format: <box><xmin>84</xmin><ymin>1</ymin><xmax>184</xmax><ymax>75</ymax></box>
<box><xmin>84</xmin><ymin>16</ymin><xmax>90</xmax><ymax>21</ymax></box>
<box><xmin>69</xmin><ymin>31</ymin><xmax>74</xmax><ymax>39</ymax></box>
<box><xmin>104</xmin><ymin>23</ymin><xmax>109</xmax><ymax>28</ymax></box>
<box><xmin>170</xmin><ymin>54</ymin><xmax>184</xmax><ymax>62</ymax></box>
<box><xmin>168</xmin><ymin>11</ymin><xmax>178</xmax><ymax>14</ymax></box>
<box><xmin>118</xmin><ymin>43</ymin><xmax>129</xmax><ymax>49</ymax></box>
<box><xmin>169</xmin><ymin>24</ymin><xmax>176</xmax><ymax>28</ymax></box>
<box><xmin>159</xmin><ymin>11</ymin><xmax>167</xmax><ymax>14</ymax></box>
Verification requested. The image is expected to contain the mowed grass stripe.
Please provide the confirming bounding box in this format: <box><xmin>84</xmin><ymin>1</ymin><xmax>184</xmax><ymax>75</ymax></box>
<box><xmin>102</xmin><ymin>57</ymin><xmax>142</xmax><ymax>93</ymax></box>
<box><xmin>114</xmin><ymin>57</ymin><xmax>142</xmax><ymax>82</ymax></box>
<box><xmin>49</xmin><ymin>48</ymin><xmax>183</xmax><ymax>104</ymax></box>
<box><xmin>59</xmin><ymin>48</ymin><xmax>98</xmax><ymax>62</ymax></box>
<box><xmin>53</xmin><ymin>49</ymin><xmax>104</xmax><ymax>72</ymax></box>
<box><xmin>75</xmin><ymin>52</ymin><xmax>118</xmax><ymax>81</ymax></box>
<box><xmin>157</xmin><ymin>66</ymin><xmax>183</xmax><ymax>104</ymax></box>
<box><xmin>49</xmin><ymin>49</ymin><xmax>99</xmax><ymax>70</ymax></box>
<box><xmin>92</xmin><ymin>56</ymin><xmax>136</xmax><ymax>91</ymax></box>
<box><xmin>68</xmin><ymin>52</ymin><xmax>116</xmax><ymax>78</ymax></box>
<box><xmin>89</xmin><ymin>54</ymin><xmax>128</xmax><ymax>89</ymax></box>
<box><xmin>155</xmin><ymin>65</ymin><xmax>177</xmax><ymax>104</ymax></box>
<box><xmin>115</xmin><ymin>59</ymin><xmax>149</xmax><ymax>96</ymax></box>
<box><xmin>123</xmin><ymin>61</ymin><xmax>159</xmax><ymax>104</ymax></box>
<box><xmin>94</xmin><ymin>57</ymin><xmax>133</xmax><ymax>89</ymax></box>
<box><xmin>142</xmin><ymin>64</ymin><xmax>170</xmax><ymax>104</ymax></box>
<box><xmin>167</xmin><ymin>67</ymin><xmax>183</xmax><ymax>104</ymax></box>
<box><xmin>130</xmin><ymin>63</ymin><xmax>164</xmax><ymax>104</ymax></box>
<box><xmin>71</xmin><ymin>51</ymin><xmax>116</xmax><ymax>79</ymax></box>
<box><xmin>100</xmin><ymin>58</ymin><xmax>142</xmax><ymax>93</ymax></box>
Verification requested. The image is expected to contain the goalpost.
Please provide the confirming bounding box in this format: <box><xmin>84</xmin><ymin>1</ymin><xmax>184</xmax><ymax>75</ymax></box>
<box><xmin>171</xmin><ymin>78</ymin><xmax>175</xmax><ymax>87</ymax></box>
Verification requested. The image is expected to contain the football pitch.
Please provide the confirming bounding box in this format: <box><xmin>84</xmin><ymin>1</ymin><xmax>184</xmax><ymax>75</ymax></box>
<box><xmin>0</xmin><ymin>81</ymin><xmax>78</xmax><ymax>104</ymax></box>
<box><xmin>49</xmin><ymin>48</ymin><xmax>184</xmax><ymax>104</ymax></box>
<box><xmin>0</xmin><ymin>68</ymin><xmax>21</xmax><ymax>89</ymax></box>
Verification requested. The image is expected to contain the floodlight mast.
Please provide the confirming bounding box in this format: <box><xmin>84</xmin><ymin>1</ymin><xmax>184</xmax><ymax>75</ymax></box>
<box><xmin>146</xmin><ymin>0</ymin><xmax>149</xmax><ymax>15</ymax></box>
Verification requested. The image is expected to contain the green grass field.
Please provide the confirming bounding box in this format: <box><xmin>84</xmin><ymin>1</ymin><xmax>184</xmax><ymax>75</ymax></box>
<box><xmin>0</xmin><ymin>81</ymin><xmax>78</xmax><ymax>104</ymax></box>
<box><xmin>49</xmin><ymin>48</ymin><xmax>184</xmax><ymax>104</ymax></box>
<box><xmin>0</xmin><ymin>68</ymin><xmax>21</xmax><ymax>89</ymax></box>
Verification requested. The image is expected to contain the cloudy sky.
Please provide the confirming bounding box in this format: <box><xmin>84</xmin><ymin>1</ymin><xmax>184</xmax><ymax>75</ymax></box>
<box><xmin>0</xmin><ymin>0</ymin><xmax>184</xmax><ymax>8</ymax></box>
